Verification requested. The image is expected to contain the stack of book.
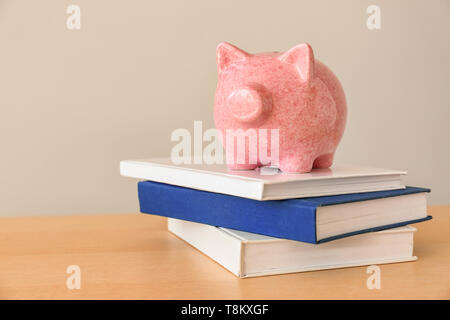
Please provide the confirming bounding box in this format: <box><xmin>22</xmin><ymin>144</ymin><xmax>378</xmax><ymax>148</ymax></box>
<box><xmin>121</xmin><ymin>158</ymin><xmax>431</xmax><ymax>278</ymax></box>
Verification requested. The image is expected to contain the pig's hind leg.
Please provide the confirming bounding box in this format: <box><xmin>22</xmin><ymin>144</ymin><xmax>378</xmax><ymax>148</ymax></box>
<box><xmin>313</xmin><ymin>153</ymin><xmax>334</xmax><ymax>169</ymax></box>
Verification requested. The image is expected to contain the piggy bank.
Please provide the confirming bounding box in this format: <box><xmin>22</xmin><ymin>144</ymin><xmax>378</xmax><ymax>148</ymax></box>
<box><xmin>214</xmin><ymin>42</ymin><xmax>347</xmax><ymax>173</ymax></box>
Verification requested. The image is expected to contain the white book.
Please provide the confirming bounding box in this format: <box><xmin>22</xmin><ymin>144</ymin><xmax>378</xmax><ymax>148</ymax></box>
<box><xmin>168</xmin><ymin>218</ymin><xmax>417</xmax><ymax>278</ymax></box>
<box><xmin>120</xmin><ymin>158</ymin><xmax>406</xmax><ymax>200</ymax></box>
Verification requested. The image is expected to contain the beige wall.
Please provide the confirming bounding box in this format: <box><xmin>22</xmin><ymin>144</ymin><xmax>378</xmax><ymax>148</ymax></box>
<box><xmin>0</xmin><ymin>0</ymin><xmax>449</xmax><ymax>216</ymax></box>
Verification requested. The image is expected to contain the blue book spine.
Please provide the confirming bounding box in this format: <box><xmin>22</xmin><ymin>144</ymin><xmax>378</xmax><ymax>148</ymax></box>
<box><xmin>137</xmin><ymin>181</ymin><xmax>431</xmax><ymax>244</ymax></box>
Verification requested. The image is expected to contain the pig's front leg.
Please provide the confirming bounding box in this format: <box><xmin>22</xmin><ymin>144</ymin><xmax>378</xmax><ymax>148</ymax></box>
<box><xmin>278</xmin><ymin>154</ymin><xmax>314</xmax><ymax>173</ymax></box>
<box><xmin>226</xmin><ymin>162</ymin><xmax>259</xmax><ymax>171</ymax></box>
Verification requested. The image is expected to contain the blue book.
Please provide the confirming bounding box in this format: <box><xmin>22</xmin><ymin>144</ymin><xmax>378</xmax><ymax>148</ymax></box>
<box><xmin>138</xmin><ymin>181</ymin><xmax>431</xmax><ymax>244</ymax></box>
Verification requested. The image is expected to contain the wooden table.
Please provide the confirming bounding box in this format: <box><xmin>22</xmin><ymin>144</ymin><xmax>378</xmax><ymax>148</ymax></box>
<box><xmin>0</xmin><ymin>206</ymin><xmax>449</xmax><ymax>299</ymax></box>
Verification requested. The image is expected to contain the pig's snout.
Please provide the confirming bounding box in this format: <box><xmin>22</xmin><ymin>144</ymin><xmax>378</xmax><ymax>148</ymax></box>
<box><xmin>226</xmin><ymin>83</ymin><xmax>272</xmax><ymax>123</ymax></box>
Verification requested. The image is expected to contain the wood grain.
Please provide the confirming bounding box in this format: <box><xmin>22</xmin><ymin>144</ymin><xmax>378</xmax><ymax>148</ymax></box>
<box><xmin>0</xmin><ymin>206</ymin><xmax>449</xmax><ymax>299</ymax></box>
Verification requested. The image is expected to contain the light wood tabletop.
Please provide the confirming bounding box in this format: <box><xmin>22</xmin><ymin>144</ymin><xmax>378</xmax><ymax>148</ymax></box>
<box><xmin>0</xmin><ymin>206</ymin><xmax>449</xmax><ymax>299</ymax></box>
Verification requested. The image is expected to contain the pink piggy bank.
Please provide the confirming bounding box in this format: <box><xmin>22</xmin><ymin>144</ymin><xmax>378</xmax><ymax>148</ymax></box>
<box><xmin>214</xmin><ymin>42</ymin><xmax>347</xmax><ymax>173</ymax></box>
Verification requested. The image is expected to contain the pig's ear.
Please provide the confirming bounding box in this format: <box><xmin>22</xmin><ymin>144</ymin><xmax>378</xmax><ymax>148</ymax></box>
<box><xmin>278</xmin><ymin>43</ymin><xmax>315</xmax><ymax>85</ymax></box>
<box><xmin>216</xmin><ymin>42</ymin><xmax>249</xmax><ymax>73</ymax></box>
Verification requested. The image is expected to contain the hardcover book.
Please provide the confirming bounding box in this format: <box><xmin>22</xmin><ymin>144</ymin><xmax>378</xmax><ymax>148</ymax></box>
<box><xmin>138</xmin><ymin>181</ymin><xmax>431</xmax><ymax>243</ymax></box>
<box><xmin>168</xmin><ymin>218</ymin><xmax>418</xmax><ymax>278</ymax></box>
<box><xmin>121</xmin><ymin>158</ymin><xmax>406</xmax><ymax>200</ymax></box>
